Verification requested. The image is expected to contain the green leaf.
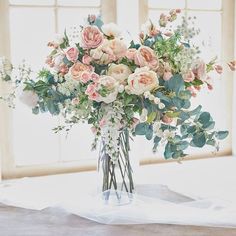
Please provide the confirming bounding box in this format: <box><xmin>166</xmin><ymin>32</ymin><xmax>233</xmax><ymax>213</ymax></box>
<box><xmin>3</xmin><ymin>74</ymin><xmax>11</xmax><ymax>81</ymax></box>
<box><xmin>191</xmin><ymin>79</ymin><xmax>204</xmax><ymax>86</ymax></box>
<box><xmin>203</xmin><ymin>121</ymin><xmax>215</xmax><ymax>130</ymax></box>
<box><xmin>178</xmin><ymin>90</ymin><xmax>192</xmax><ymax>100</ymax></box>
<box><xmin>165</xmin><ymin>74</ymin><xmax>184</xmax><ymax>94</ymax></box>
<box><xmin>192</xmin><ymin>132</ymin><xmax>206</xmax><ymax>147</ymax></box>
<box><xmin>179</xmin><ymin>111</ymin><xmax>190</xmax><ymax>121</ymax></box>
<box><xmin>215</xmin><ymin>131</ymin><xmax>229</xmax><ymax>140</ymax></box>
<box><xmin>166</xmin><ymin>111</ymin><xmax>180</xmax><ymax>118</ymax></box>
<box><xmin>164</xmin><ymin>142</ymin><xmax>172</xmax><ymax>159</ymax></box>
<box><xmin>145</xmin><ymin>125</ymin><xmax>153</xmax><ymax>140</ymax></box>
<box><xmin>188</xmin><ymin>105</ymin><xmax>202</xmax><ymax>116</ymax></box>
<box><xmin>147</xmin><ymin>112</ymin><xmax>156</xmax><ymax>123</ymax></box>
<box><xmin>46</xmin><ymin>100</ymin><xmax>60</xmax><ymax>115</ymax></box>
<box><xmin>135</xmin><ymin>123</ymin><xmax>148</xmax><ymax>135</ymax></box>
<box><xmin>32</xmin><ymin>106</ymin><xmax>39</xmax><ymax>114</ymax></box>
<box><xmin>176</xmin><ymin>141</ymin><xmax>189</xmax><ymax>150</ymax></box>
<box><xmin>206</xmin><ymin>139</ymin><xmax>216</xmax><ymax>146</ymax></box>
<box><xmin>198</xmin><ymin>112</ymin><xmax>211</xmax><ymax>125</ymax></box>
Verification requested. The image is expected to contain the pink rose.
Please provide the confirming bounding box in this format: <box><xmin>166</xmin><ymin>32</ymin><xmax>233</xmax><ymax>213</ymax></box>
<box><xmin>214</xmin><ymin>65</ymin><xmax>223</xmax><ymax>74</ymax></box>
<box><xmin>70</xmin><ymin>62</ymin><xmax>93</xmax><ymax>81</ymax></box>
<box><xmin>82</xmin><ymin>55</ymin><xmax>92</xmax><ymax>65</ymax></box>
<box><xmin>81</xmin><ymin>71</ymin><xmax>91</xmax><ymax>83</ymax></box>
<box><xmin>85</xmin><ymin>83</ymin><xmax>99</xmax><ymax>101</ymax></box>
<box><xmin>183</xmin><ymin>70</ymin><xmax>195</xmax><ymax>82</ymax></box>
<box><xmin>65</xmin><ymin>47</ymin><xmax>79</xmax><ymax>62</ymax></box>
<box><xmin>85</xmin><ymin>83</ymin><xmax>96</xmax><ymax>95</ymax></box>
<box><xmin>163</xmin><ymin>71</ymin><xmax>173</xmax><ymax>81</ymax></box>
<box><xmin>91</xmin><ymin>72</ymin><xmax>100</xmax><ymax>82</ymax></box>
<box><xmin>81</xmin><ymin>25</ymin><xmax>103</xmax><ymax>49</ymax></box>
<box><xmin>134</xmin><ymin>46</ymin><xmax>159</xmax><ymax>71</ymax></box>
<box><xmin>126</xmin><ymin>48</ymin><xmax>137</xmax><ymax>61</ymax></box>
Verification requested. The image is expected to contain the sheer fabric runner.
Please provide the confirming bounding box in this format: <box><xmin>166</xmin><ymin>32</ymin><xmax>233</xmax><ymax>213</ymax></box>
<box><xmin>0</xmin><ymin>156</ymin><xmax>236</xmax><ymax>227</ymax></box>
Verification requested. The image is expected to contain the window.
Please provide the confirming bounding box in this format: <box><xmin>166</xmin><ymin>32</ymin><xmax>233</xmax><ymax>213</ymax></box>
<box><xmin>0</xmin><ymin>0</ymin><xmax>116</xmax><ymax>178</ymax></box>
<box><xmin>0</xmin><ymin>0</ymin><xmax>234</xmax><ymax>178</ymax></box>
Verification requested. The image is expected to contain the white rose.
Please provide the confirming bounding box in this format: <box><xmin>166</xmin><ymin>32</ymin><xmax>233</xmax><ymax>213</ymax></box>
<box><xmin>19</xmin><ymin>90</ymin><xmax>39</xmax><ymax>108</ymax></box>
<box><xmin>101</xmin><ymin>23</ymin><xmax>121</xmax><ymax>38</ymax></box>
<box><xmin>107</xmin><ymin>63</ymin><xmax>132</xmax><ymax>84</ymax></box>
<box><xmin>90</xmin><ymin>47</ymin><xmax>111</xmax><ymax>64</ymax></box>
<box><xmin>126</xmin><ymin>67</ymin><xmax>159</xmax><ymax>95</ymax></box>
<box><xmin>97</xmin><ymin>75</ymin><xmax>119</xmax><ymax>103</ymax></box>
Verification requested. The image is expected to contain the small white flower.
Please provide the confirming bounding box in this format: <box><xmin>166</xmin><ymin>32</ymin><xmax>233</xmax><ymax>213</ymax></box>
<box><xmin>154</xmin><ymin>97</ymin><xmax>160</xmax><ymax>104</ymax></box>
<box><xmin>163</xmin><ymin>130</ymin><xmax>175</xmax><ymax>139</ymax></box>
<box><xmin>158</xmin><ymin>103</ymin><xmax>165</xmax><ymax>109</ymax></box>
<box><xmin>149</xmin><ymin>94</ymin><xmax>155</xmax><ymax>101</ymax></box>
<box><xmin>144</xmin><ymin>91</ymin><xmax>151</xmax><ymax>98</ymax></box>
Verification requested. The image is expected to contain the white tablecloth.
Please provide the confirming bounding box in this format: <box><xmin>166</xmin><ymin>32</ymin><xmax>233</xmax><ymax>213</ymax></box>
<box><xmin>1</xmin><ymin>156</ymin><xmax>236</xmax><ymax>227</ymax></box>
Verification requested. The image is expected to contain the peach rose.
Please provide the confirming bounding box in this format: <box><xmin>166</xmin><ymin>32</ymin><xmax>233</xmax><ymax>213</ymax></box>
<box><xmin>81</xmin><ymin>25</ymin><xmax>103</xmax><ymax>49</ymax></box>
<box><xmin>126</xmin><ymin>67</ymin><xmax>159</xmax><ymax>95</ymax></box>
<box><xmin>70</xmin><ymin>62</ymin><xmax>93</xmax><ymax>81</ymax></box>
<box><xmin>107</xmin><ymin>63</ymin><xmax>132</xmax><ymax>84</ymax></box>
<box><xmin>65</xmin><ymin>47</ymin><xmax>79</xmax><ymax>62</ymax></box>
<box><xmin>134</xmin><ymin>46</ymin><xmax>159</xmax><ymax>71</ymax></box>
<box><xmin>103</xmin><ymin>38</ymin><xmax>127</xmax><ymax>60</ymax></box>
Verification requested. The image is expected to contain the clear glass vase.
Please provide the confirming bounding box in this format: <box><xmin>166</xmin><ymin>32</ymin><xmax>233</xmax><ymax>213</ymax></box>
<box><xmin>98</xmin><ymin>128</ymin><xmax>135</xmax><ymax>205</ymax></box>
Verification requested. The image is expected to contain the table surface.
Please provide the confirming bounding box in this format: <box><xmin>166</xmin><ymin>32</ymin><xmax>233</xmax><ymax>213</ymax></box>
<box><xmin>1</xmin><ymin>203</ymin><xmax>236</xmax><ymax>236</ymax></box>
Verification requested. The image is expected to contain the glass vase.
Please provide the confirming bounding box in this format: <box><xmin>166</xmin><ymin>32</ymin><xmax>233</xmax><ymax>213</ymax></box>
<box><xmin>98</xmin><ymin>128</ymin><xmax>135</xmax><ymax>205</ymax></box>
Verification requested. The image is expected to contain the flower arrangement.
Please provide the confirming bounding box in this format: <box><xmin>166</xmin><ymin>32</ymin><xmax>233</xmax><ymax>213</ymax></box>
<box><xmin>0</xmin><ymin>10</ymin><xmax>232</xmax><ymax>202</ymax></box>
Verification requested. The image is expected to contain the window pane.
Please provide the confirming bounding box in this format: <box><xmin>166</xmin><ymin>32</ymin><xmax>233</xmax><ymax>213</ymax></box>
<box><xmin>61</xmin><ymin>124</ymin><xmax>96</xmax><ymax>162</ymax></box>
<box><xmin>10</xmin><ymin>8</ymin><xmax>55</xmax><ymax>69</ymax></box>
<box><xmin>13</xmin><ymin>103</ymin><xmax>60</xmax><ymax>166</ymax></box>
<box><xmin>10</xmin><ymin>8</ymin><xmax>60</xmax><ymax>166</ymax></box>
<box><xmin>58</xmin><ymin>0</ymin><xmax>100</xmax><ymax>7</ymax></box>
<box><xmin>10</xmin><ymin>0</ymin><xmax>54</xmax><ymax>5</ymax></box>
<box><xmin>188</xmin><ymin>0</ymin><xmax>222</xmax><ymax>10</ymax></box>
<box><xmin>58</xmin><ymin>8</ymin><xmax>100</xmax><ymax>33</ymax></box>
<box><xmin>148</xmin><ymin>0</ymin><xmax>185</xmax><ymax>9</ymax></box>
